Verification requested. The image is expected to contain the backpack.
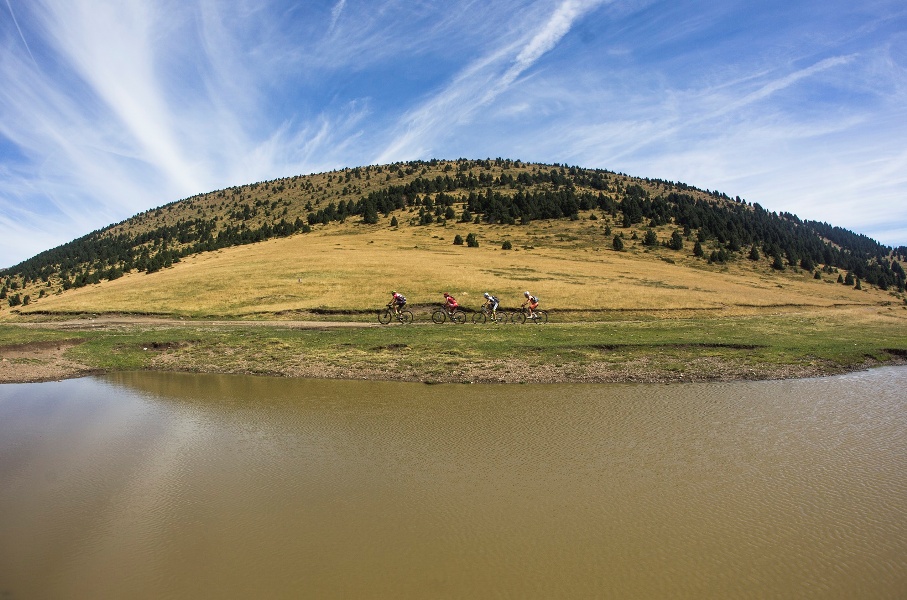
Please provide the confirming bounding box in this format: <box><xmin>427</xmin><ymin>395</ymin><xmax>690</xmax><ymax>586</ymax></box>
<box><xmin>396</xmin><ymin>294</ymin><xmax>406</xmax><ymax>304</ymax></box>
<box><xmin>530</xmin><ymin>295</ymin><xmax>538</xmax><ymax>304</ymax></box>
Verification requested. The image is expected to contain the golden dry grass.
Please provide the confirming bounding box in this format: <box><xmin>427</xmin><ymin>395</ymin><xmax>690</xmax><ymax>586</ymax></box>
<box><xmin>8</xmin><ymin>212</ymin><xmax>900</xmax><ymax>320</ymax></box>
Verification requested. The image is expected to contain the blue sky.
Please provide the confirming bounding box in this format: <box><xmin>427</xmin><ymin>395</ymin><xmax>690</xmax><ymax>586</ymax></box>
<box><xmin>2</xmin><ymin>0</ymin><xmax>906</xmax><ymax>267</ymax></box>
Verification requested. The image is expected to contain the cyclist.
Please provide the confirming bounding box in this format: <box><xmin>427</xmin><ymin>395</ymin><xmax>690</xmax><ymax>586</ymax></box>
<box><xmin>443</xmin><ymin>292</ymin><xmax>459</xmax><ymax>316</ymax></box>
<box><xmin>521</xmin><ymin>290</ymin><xmax>539</xmax><ymax>319</ymax></box>
<box><xmin>483</xmin><ymin>292</ymin><xmax>500</xmax><ymax>321</ymax></box>
<box><xmin>390</xmin><ymin>291</ymin><xmax>407</xmax><ymax>315</ymax></box>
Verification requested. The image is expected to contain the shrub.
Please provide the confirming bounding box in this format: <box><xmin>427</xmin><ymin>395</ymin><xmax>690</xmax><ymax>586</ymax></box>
<box><xmin>502</xmin><ymin>240</ymin><xmax>512</xmax><ymax>250</ymax></box>
<box><xmin>466</xmin><ymin>233</ymin><xmax>479</xmax><ymax>247</ymax></box>
<box><xmin>612</xmin><ymin>235</ymin><xmax>624</xmax><ymax>251</ymax></box>
<box><xmin>453</xmin><ymin>234</ymin><xmax>464</xmax><ymax>246</ymax></box>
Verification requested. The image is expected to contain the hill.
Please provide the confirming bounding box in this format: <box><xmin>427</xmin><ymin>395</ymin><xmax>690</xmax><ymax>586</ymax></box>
<box><xmin>2</xmin><ymin>158</ymin><xmax>906</xmax><ymax>317</ymax></box>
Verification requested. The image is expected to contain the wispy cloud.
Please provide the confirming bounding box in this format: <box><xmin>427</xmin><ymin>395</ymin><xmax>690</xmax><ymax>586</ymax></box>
<box><xmin>0</xmin><ymin>0</ymin><xmax>378</xmax><ymax>265</ymax></box>
<box><xmin>376</xmin><ymin>0</ymin><xmax>608</xmax><ymax>163</ymax></box>
<box><xmin>328</xmin><ymin>0</ymin><xmax>346</xmax><ymax>33</ymax></box>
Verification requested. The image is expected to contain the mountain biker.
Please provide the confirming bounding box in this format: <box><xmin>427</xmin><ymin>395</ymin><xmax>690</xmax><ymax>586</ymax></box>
<box><xmin>522</xmin><ymin>290</ymin><xmax>539</xmax><ymax>319</ymax></box>
<box><xmin>443</xmin><ymin>292</ymin><xmax>459</xmax><ymax>315</ymax></box>
<box><xmin>390</xmin><ymin>291</ymin><xmax>407</xmax><ymax>315</ymax></box>
<box><xmin>483</xmin><ymin>292</ymin><xmax>500</xmax><ymax>320</ymax></box>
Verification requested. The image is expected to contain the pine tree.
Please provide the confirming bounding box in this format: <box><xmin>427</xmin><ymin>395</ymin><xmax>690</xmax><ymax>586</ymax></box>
<box><xmin>693</xmin><ymin>241</ymin><xmax>704</xmax><ymax>257</ymax></box>
<box><xmin>453</xmin><ymin>234</ymin><xmax>464</xmax><ymax>245</ymax></box>
<box><xmin>466</xmin><ymin>233</ymin><xmax>479</xmax><ymax>247</ymax></box>
<box><xmin>771</xmin><ymin>252</ymin><xmax>785</xmax><ymax>271</ymax></box>
<box><xmin>612</xmin><ymin>235</ymin><xmax>624</xmax><ymax>251</ymax></box>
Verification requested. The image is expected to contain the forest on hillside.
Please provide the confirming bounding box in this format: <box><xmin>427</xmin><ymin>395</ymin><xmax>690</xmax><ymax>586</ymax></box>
<box><xmin>4</xmin><ymin>160</ymin><xmax>906</xmax><ymax>303</ymax></box>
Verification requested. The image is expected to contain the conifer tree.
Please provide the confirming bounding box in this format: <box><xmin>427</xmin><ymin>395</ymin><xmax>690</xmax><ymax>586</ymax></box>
<box><xmin>772</xmin><ymin>252</ymin><xmax>785</xmax><ymax>271</ymax></box>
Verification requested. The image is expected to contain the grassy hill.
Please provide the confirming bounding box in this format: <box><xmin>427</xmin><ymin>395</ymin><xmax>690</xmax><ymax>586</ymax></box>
<box><xmin>1</xmin><ymin>209</ymin><xmax>900</xmax><ymax>320</ymax></box>
<box><xmin>1</xmin><ymin>158</ymin><xmax>906</xmax><ymax>319</ymax></box>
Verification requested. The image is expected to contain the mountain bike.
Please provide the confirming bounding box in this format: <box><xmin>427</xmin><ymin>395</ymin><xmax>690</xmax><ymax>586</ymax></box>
<box><xmin>378</xmin><ymin>303</ymin><xmax>414</xmax><ymax>324</ymax></box>
<box><xmin>511</xmin><ymin>307</ymin><xmax>548</xmax><ymax>324</ymax></box>
<box><xmin>431</xmin><ymin>308</ymin><xmax>466</xmax><ymax>324</ymax></box>
<box><xmin>471</xmin><ymin>304</ymin><xmax>510</xmax><ymax>324</ymax></box>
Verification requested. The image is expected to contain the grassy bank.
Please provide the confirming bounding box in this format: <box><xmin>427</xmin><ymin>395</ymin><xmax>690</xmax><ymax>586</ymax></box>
<box><xmin>3</xmin><ymin>307</ymin><xmax>906</xmax><ymax>384</ymax></box>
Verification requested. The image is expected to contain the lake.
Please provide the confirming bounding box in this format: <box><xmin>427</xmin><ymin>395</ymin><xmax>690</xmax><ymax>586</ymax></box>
<box><xmin>1</xmin><ymin>368</ymin><xmax>906</xmax><ymax>598</ymax></box>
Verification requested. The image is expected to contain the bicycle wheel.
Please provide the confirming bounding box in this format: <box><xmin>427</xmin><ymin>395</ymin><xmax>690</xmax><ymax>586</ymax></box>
<box><xmin>451</xmin><ymin>311</ymin><xmax>466</xmax><ymax>324</ymax></box>
<box><xmin>511</xmin><ymin>310</ymin><xmax>526</xmax><ymax>324</ymax></box>
<box><xmin>532</xmin><ymin>310</ymin><xmax>548</xmax><ymax>324</ymax></box>
<box><xmin>472</xmin><ymin>312</ymin><xmax>487</xmax><ymax>324</ymax></box>
<box><xmin>398</xmin><ymin>310</ymin><xmax>414</xmax><ymax>324</ymax></box>
<box><xmin>494</xmin><ymin>311</ymin><xmax>510</xmax><ymax>324</ymax></box>
<box><xmin>378</xmin><ymin>309</ymin><xmax>392</xmax><ymax>325</ymax></box>
<box><xmin>431</xmin><ymin>309</ymin><xmax>447</xmax><ymax>324</ymax></box>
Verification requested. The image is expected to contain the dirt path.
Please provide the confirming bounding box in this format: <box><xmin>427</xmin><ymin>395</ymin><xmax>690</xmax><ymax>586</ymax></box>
<box><xmin>9</xmin><ymin>314</ymin><xmax>380</xmax><ymax>330</ymax></box>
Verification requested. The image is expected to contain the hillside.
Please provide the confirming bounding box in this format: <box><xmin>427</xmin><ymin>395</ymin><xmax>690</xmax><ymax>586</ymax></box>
<box><xmin>2</xmin><ymin>159</ymin><xmax>906</xmax><ymax>317</ymax></box>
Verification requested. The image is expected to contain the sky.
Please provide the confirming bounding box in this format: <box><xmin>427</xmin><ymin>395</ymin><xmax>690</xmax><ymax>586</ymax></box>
<box><xmin>2</xmin><ymin>0</ymin><xmax>906</xmax><ymax>267</ymax></box>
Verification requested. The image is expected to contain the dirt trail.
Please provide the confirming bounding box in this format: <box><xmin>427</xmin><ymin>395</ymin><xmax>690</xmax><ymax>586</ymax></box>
<box><xmin>8</xmin><ymin>314</ymin><xmax>380</xmax><ymax>330</ymax></box>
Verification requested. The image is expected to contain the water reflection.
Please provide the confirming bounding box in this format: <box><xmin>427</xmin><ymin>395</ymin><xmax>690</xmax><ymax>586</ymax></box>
<box><xmin>1</xmin><ymin>369</ymin><xmax>905</xmax><ymax>598</ymax></box>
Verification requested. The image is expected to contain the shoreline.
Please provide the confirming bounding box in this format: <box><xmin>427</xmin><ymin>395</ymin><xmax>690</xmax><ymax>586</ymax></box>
<box><xmin>3</xmin><ymin>313</ymin><xmax>906</xmax><ymax>386</ymax></box>
<box><xmin>3</xmin><ymin>338</ymin><xmax>905</xmax><ymax>386</ymax></box>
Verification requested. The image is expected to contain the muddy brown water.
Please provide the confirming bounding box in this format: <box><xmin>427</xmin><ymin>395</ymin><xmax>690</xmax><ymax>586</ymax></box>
<box><xmin>1</xmin><ymin>368</ymin><xmax>905</xmax><ymax>598</ymax></box>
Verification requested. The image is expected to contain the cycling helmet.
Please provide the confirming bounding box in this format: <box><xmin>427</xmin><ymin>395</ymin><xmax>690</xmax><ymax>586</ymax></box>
<box><xmin>483</xmin><ymin>292</ymin><xmax>490</xmax><ymax>298</ymax></box>
<box><xmin>524</xmin><ymin>291</ymin><xmax>530</xmax><ymax>297</ymax></box>
<box><xmin>391</xmin><ymin>290</ymin><xmax>397</xmax><ymax>295</ymax></box>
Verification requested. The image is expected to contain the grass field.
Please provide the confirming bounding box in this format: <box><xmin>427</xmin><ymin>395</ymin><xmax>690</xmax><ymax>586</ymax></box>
<box><xmin>2</xmin><ymin>305</ymin><xmax>906</xmax><ymax>384</ymax></box>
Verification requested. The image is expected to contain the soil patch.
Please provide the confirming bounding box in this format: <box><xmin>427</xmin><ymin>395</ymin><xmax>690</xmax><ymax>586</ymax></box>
<box><xmin>0</xmin><ymin>339</ymin><xmax>97</xmax><ymax>383</ymax></box>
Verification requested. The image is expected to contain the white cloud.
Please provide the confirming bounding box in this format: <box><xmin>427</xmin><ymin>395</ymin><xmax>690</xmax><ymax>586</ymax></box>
<box><xmin>375</xmin><ymin>0</ymin><xmax>608</xmax><ymax>163</ymax></box>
